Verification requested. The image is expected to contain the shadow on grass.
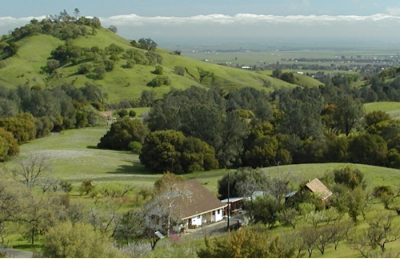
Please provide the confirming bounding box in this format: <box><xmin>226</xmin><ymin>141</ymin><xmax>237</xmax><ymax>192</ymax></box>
<box><xmin>86</xmin><ymin>145</ymin><xmax>98</xmax><ymax>149</ymax></box>
<box><xmin>107</xmin><ymin>161</ymin><xmax>154</xmax><ymax>175</ymax></box>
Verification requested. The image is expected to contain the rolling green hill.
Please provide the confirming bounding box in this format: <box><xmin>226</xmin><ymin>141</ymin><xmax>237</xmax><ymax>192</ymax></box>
<box><xmin>8</xmin><ymin>126</ymin><xmax>400</xmax><ymax>194</ymax></box>
<box><xmin>0</xmin><ymin>26</ymin><xmax>321</xmax><ymax>102</ymax></box>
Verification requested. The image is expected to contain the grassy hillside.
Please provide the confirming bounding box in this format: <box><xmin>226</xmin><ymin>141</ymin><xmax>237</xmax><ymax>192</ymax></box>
<box><xmin>0</xmin><ymin>34</ymin><xmax>63</xmax><ymax>87</ymax></box>
<box><xmin>0</xmin><ymin>27</ymin><xmax>320</xmax><ymax>102</ymax></box>
<box><xmin>364</xmin><ymin>101</ymin><xmax>400</xmax><ymax>120</ymax></box>
<box><xmin>7</xmin><ymin>126</ymin><xmax>400</xmax><ymax>195</ymax></box>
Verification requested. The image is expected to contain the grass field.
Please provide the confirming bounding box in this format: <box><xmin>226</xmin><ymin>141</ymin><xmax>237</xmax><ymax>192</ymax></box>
<box><xmin>364</xmin><ymin>101</ymin><xmax>400</xmax><ymax>120</ymax></box>
<box><xmin>7</xmin><ymin>126</ymin><xmax>400</xmax><ymax>196</ymax></box>
<box><xmin>6</xmin><ymin>127</ymin><xmax>228</xmax><ymax>194</ymax></box>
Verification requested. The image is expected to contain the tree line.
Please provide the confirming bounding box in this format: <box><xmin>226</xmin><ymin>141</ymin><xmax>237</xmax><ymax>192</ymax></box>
<box><xmin>0</xmin><ymin>83</ymin><xmax>108</xmax><ymax>161</ymax></box>
<box><xmin>97</xmin><ymin>72</ymin><xmax>400</xmax><ymax>173</ymax></box>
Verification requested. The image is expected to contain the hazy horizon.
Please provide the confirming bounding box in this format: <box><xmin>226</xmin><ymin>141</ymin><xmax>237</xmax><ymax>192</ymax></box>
<box><xmin>1</xmin><ymin>1</ymin><xmax>400</xmax><ymax>50</ymax></box>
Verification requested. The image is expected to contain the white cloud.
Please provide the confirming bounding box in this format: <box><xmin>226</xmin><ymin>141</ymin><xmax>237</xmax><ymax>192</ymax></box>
<box><xmin>386</xmin><ymin>7</ymin><xmax>400</xmax><ymax>16</ymax></box>
<box><xmin>0</xmin><ymin>15</ymin><xmax>45</xmax><ymax>27</ymax></box>
<box><xmin>0</xmin><ymin>13</ymin><xmax>399</xmax><ymax>44</ymax></box>
<box><xmin>0</xmin><ymin>13</ymin><xmax>398</xmax><ymax>29</ymax></box>
<box><xmin>100</xmin><ymin>13</ymin><xmax>400</xmax><ymax>26</ymax></box>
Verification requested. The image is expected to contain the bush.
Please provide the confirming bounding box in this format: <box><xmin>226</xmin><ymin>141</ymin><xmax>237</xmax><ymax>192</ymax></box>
<box><xmin>46</xmin><ymin>59</ymin><xmax>60</xmax><ymax>73</ymax></box>
<box><xmin>104</xmin><ymin>60</ymin><xmax>115</xmax><ymax>72</ymax></box>
<box><xmin>373</xmin><ymin>185</ymin><xmax>394</xmax><ymax>198</ymax></box>
<box><xmin>59</xmin><ymin>180</ymin><xmax>73</xmax><ymax>193</ymax></box>
<box><xmin>174</xmin><ymin>66</ymin><xmax>185</xmax><ymax>76</ymax></box>
<box><xmin>118</xmin><ymin>109</ymin><xmax>128</xmax><ymax>118</ymax></box>
<box><xmin>97</xmin><ymin>118</ymin><xmax>149</xmax><ymax>150</ymax></box>
<box><xmin>79</xmin><ymin>180</ymin><xmax>95</xmax><ymax>195</ymax></box>
<box><xmin>93</xmin><ymin>65</ymin><xmax>106</xmax><ymax>79</ymax></box>
<box><xmin>279</xmin><ymin>72</ymin><xmax>295</xmax><ymax>84</ymax></box>
<box><xmin>153</xmin><ymin>65</ymin><xmax>163</xmax><ymax>75</ymax></box>
<box><xmin>42</xmin><ymin>221</ymin><xmax>123</xmax><ymax>258</ymax></box>
<box><xmin>333</xmin><ymin>167</ymin><xmax>366</xmax><ymax>190</ymax></box>
<box><xmin>128</xmin><ymin>141</ymin><xmax>142</xmax><ymax>154</ymax></box>
<box><xmin>125</xmin><ymin>59</ymin><xmax>135</xmax><ymax>68</ymax></box>
<box><xmin>78</xmin><ymin>63</ymin><xmax>92</xmax><ymax>74</ymax></box>
<box><xmin>90</xmin><ymin>101</ymin><xmax>105</xmax><ymax>111</ymax></box>
<box><xmin>147</xmin><ymin>76</ymin><xmax>171</xmax><ymax>87</ymax></box>
<box><xmin>129</xmin><ymin>110</ymin><xmax>136</xmax><ymax>117</ymax></box>
<box><xmin>373</xmin><ymin>185</ymin><xmax>395</xmax><ymax>209</ymax></box>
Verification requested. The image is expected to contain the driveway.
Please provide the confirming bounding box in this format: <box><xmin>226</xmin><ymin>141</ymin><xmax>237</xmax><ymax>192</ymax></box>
<box><xmin>182</xmin><ymin>216</ymin><xmax>243</xmax><ymax>239</ymax></box>
<box><xmin>2</xmin><ymin>248</ymin><xmax>33</xmax><ymax>258</ymax></box>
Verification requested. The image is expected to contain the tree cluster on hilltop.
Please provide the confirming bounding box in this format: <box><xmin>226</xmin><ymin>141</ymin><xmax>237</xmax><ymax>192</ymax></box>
<box><xmin>0</xmin><ymin>9</ymin><xmax>162</xmax><ymax>84</ymax></box>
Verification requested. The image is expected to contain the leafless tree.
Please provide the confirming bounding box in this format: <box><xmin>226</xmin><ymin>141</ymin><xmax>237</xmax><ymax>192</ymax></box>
<box><xmin>300</xmin><ymin>227</ymin><xmax>319</xmax><ymax>258</ymax></box>
<box><xmin>12</xmin><ymin>154</ymin><xmax>52</xmax><ymax>189</ymax></box>
<box><xmin>264</xmin><ymin>170</ymin><xmax>297</xmax><ymax>204</ymax></box>
<box><xmin>40</xmin><ymin>177</ymin><xmax>59</xmax><ymax>193</ymax></box>
<box><xmin>88</xmin><ymin>198</ymin><xmax>122</xmax><ymax>237</ymax></box>
<box><xmin>236</xmin><ymin>176</ymin><xmax>262</xmax><ymax>200</ymax></box>
<box><xmin>331</xmin><ymin>220</ymin><xmax>352</xmax><ymax>250</ymax></box>
<box><xmin>0</xmin><ymin>175</ymin><xmax>26</xmax><ymax>244</ymax></box>
<box><xmin>277</xmin><ymin>208</ymin><xmax>299</xmax><ymax>229</ymax></box>
<box><xmin>347</xmin><ymin>212</ymin><xmax>400</xmax><ymax>257</ymax></box>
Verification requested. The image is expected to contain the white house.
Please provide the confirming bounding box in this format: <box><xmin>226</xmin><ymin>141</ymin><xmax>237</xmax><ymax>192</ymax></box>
<box><xmin>145</xmin><ymin>180</ymin><xmax>227</xmax><ymax>234</ymax></box>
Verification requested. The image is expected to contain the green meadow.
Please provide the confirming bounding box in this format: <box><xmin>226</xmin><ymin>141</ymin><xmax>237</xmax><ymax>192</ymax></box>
<box><xmin>7</xmin><ymin>126</ymin><xmax>400</xmax><ymax>195</ymax></box>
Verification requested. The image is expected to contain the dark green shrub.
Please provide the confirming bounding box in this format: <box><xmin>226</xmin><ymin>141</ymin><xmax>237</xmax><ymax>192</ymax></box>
<box><xmin>153</xmin><ymin>65</ymin><xmax>163</xmax><ymax>75</ymax></box>
<box><xmin>147</xmin><ymin>76</ymin><xmax>171</xmax><ymax>87</ymax></box>
<box><xmin>118</xmin><ymin>109</ymin><xmax>128</xmax><ymax>118</ymax></box>
<box><xmin>103</xmin><ymin>60</ymin><xmax>114</xmax><ymax>72</ymax></box>
<box><xmin>60</xmin><ymin>180</ymin><xmax>73</xmax><ymax>193</ymax></box>
<box><xmin>174</xmin><ymin>66</ymin><xmax>185</xmax><ymax>76</ymax></box>
<box><xmin>78</xmin><ymin>63</ymin><xmax>92</xmax><ymax>75</ymax></box>
<box><xmin>129</xmin><ymin>110</ymin><xmax>136</xmax><ymax>117</ymax></box>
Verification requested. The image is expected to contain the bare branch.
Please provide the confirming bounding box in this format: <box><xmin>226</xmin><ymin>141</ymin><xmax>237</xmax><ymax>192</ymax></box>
<box><xmin>12</xmin><ymin>154</ymin><xmax>52</xmax><ymax>189</ymax></box>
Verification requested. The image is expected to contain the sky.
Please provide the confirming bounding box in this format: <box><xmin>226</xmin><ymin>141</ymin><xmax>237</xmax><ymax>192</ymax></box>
<box><xmin>1</xmin><ymin>0</ymin><xmax>400</xmax><ymax>48</ymax></box>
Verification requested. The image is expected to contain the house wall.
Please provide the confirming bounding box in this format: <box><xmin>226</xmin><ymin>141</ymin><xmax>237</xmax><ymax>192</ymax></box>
<box><xmin>211</xmin><ymin>209</ymin><xmax>223</xmax><ymax>222</ymax></box>
<box><xmin>191</xmin><ymin>215</ymin><xmax>203</xmax><ymax>226</ymax></box>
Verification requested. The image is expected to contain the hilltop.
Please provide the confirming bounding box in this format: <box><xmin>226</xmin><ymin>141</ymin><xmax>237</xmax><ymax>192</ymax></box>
<box><xmin>0</xmin><ymin>18</ymin><xmax>321</xmax><ymax>103</ymax></box>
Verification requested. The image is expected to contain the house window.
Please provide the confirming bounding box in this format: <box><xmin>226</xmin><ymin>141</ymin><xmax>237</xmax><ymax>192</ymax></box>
<box><xmin>197</xmin><ymin>215</ymin><xmax>201</xmax><ymax>219</ymax></box>
<box><xmin>212</xmin><ymin>211</ymin><xmax>215</xmax><ymax>215</ymax></box>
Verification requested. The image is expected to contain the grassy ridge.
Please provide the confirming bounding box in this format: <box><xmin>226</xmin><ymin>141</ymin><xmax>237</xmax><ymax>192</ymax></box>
<box><xmin>0</xmin><ymin>28</ymin><xmax>320</xmax><ymax>102</ymax></box>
